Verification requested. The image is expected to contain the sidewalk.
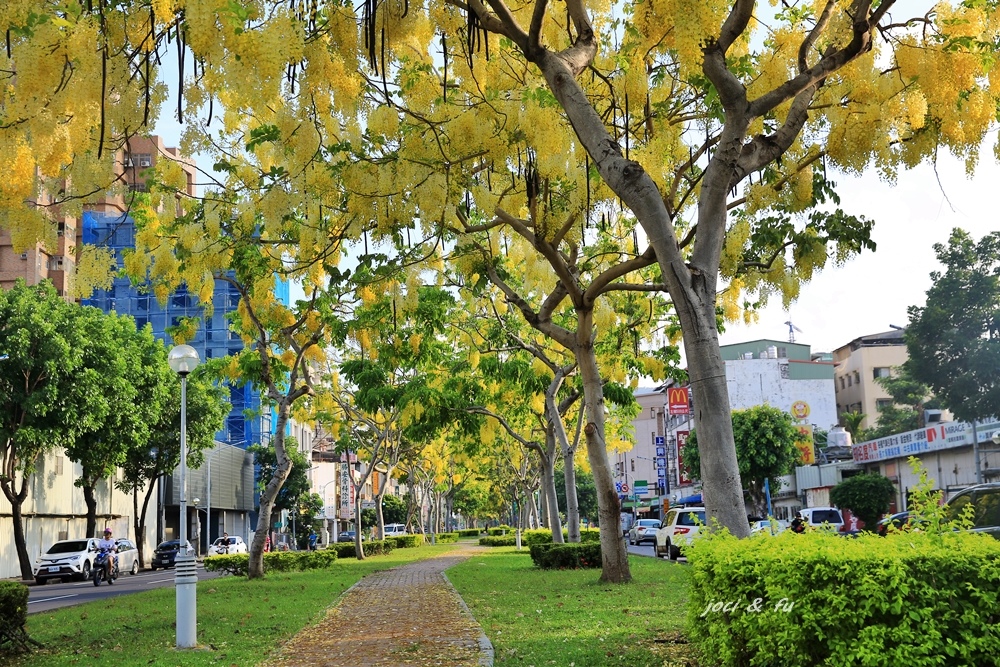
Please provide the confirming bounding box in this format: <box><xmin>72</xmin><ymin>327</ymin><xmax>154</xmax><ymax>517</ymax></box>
<box><xmin>262</xmin><ymin>546</ymin><xmax>493</xmax><ymax>667</ymax></box>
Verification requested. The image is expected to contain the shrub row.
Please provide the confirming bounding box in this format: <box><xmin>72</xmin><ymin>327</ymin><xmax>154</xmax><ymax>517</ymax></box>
<box><xmin>327</xmin><ymin>539</ymin><xmax>395</xmax><ymax>559</ymax></box>
<box><xmin>479</xmin><ymin>535</ymin><xmax>517</xmax><ymax>547</ymax></box>
<box><xmin>0</xmin><ymin>581</ymin><xmax>33</xmax><ymax>652</ymax></box>
<box><xmin>528</xmin><ymin>542</ymin><xmax>602</xmax><ymax>569</ymax></box>
<box><xmin>203</xmin><ymin>549</ymin><xmax>339</xmax><ymax>576</ymax></box>
<box><xmin>686</xmin><ymin>529</ymin><xmax>1000</xmax><ymax>667</ymax></box>
<box><xmin>487</xmin><ymin>525</ymin><xmax>513</xmax><ymax>536</ymax></box>
<box><xmin>522</xmin><ymin>528</ymin><xmax>602</xmax><ymax>546</ymax></box>
<box><xmin>388</xmin><ymin>534</ymin><xmax>422</xmax><ymax>549</ymax></box>
<box><xmin>457</xmin><ymin>529</ymin><xmax>482</xmax><ymax>537</ymax></box>
<box><xmin>435</xmin><ymin>532</ymin><xmax>459</xmax><ymax>543</ymax></box>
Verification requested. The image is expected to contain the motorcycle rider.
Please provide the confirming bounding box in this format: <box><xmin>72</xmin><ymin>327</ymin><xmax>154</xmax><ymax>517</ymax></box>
<box><xmin>97</xmin><ymin>527</ymin><xmax>118</xmax><ymax>579</ymax></box>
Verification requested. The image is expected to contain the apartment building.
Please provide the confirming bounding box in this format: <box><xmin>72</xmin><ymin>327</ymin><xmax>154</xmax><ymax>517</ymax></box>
<box><xmin>832</xmin><ymin>329</ymin><xmax>908</xmax><ymax>429</ymax></box>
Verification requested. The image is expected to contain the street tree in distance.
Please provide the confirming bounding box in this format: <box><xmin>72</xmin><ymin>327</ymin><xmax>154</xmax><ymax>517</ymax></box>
<box><xmin>117</xmin><ymin>370</ymin><xmax>229</xmax><ymax>567</ymax></box>
<box><xmin>682</xmin><ymin>405</ymin><xmax>801</xmax><ymax>518</ymax></box>
<box><xmin>0</xmin><ymin>281</ymin><xmax>89</xmax><ymax>579</ymax></box>
<box><xmin>63</xmin><ymin>310</ymin><xmax>173</xmax><ymax>539</ymax></box>
<box><xmin>830</xmin><ymin>474</ymin><xmax>895</xmax><ymax>531</ymax></box>
<box><xmin>906</xmin><ymin>229</ymin><xmax>1000</xmax><ymax>425</ymax></box>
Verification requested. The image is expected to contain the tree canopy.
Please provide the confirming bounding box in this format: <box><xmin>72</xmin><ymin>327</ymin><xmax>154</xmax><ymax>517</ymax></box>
<box><xmin>906</xmin><ymin>228</ymin><xmax>1000</xmax><ymax>425</ymax></box>
<box><xmin>830</xmin><ymin>473</ymin><xmax>895</xmax><ymax>530</ymax></box>
<box><xmin>3</xmin><ymin>0</ymin><xmax>999</xmax><ymax>582</ymax></box>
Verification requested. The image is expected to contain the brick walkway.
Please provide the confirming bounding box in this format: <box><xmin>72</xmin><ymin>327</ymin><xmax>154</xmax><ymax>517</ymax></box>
<box><xmin>262</xmin><ymin>547</ymin><xmax>493</xmax><ymax>667</ymax></box>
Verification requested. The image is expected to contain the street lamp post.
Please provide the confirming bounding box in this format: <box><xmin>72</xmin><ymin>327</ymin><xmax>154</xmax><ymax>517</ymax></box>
<box><xmin>168</xmin><ymin>344</ymin><xmax>200</xmax><ymax>649</ymax></box>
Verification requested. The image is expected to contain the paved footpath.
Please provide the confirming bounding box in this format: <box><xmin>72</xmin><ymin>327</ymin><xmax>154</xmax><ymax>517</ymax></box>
<box><xmin>262</xmin><ymin>546</ymin><xmax>493</xmax><ymax>667</ymax></box>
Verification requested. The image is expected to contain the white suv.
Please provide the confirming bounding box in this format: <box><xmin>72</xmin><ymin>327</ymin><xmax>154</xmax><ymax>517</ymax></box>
<box><xmin>383</xmin><ymin>524</ymin><xmax>407</xmax><ymax>537</ymax></box>
<box><xmin>655</xmin><ymin>507</ymin><xmax>706</xmax><ymax>561</ymax></box>
<box><xmin>33</xmin><ymin>538</ymin><xmax>99</xmax><ymax>584</ymax></box>
<box><xmin>799</xmin><ymin>507</ymin><xmax>845</xmax><ymax>532</ymax></box>
<box><xmin>208</xmin><ymin>535</ymin><xmax>248</xmax><ymax>556</ymax></box>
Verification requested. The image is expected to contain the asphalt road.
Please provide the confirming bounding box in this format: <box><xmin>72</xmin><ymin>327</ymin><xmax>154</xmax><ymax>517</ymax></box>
<box><xmin>626</xmin><ymin>538</ymin><xmax>688</xmax><ymax>563</ymax></box>
<box><xmin>26</xmin><ymin>563</ymin><xmax>224</xmax><ymax>614</ymax></box>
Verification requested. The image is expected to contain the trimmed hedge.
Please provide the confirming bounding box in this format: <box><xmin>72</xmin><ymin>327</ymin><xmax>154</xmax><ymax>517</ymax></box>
<box><xmin>203</xmin><ymin>549</ymin><xmax>339</xmax><ymax>576</ymax></box>
<box><xmin>523</xmin><ymin>528</ymin><xmax>602</xmax><ymax>546</ymax></box>
<box><xmin>388</xmin><ymin>534</ymin><xmax>422</xmax><ymax>549</ymax></box>
<box><xmin>488</xmin><ymin>525</ymin><xmax>513</xmax><ymax>536</ymax></box>
<box><xmin>328</xmin><ymin>539</ymin><xmax>395</xmax><ymax>559</ymax></box>
<box><xmin>0</xmin><ymin>581</ymin><xmax>35</xmax><ymax>652</ymax></box>
<box><xmin>479</xmin><ymin>535</ymin><xmax>517</xmax><ymax>547</ymax></box>
<box><xmin>435</xmin><ymin>532</ymin><xmax>459</xmax><ymax>543</ymax></box>
<box><xmin>457</xmin><ymin>529</ymin><xmax>482</xmax><ymax>537</ymax></box>
<box><xmin>528</xmin><ymin>542</ymin><xmax>602</xmax><ymax>569</ymax></box>
<box><xmin>686</xmin><ymin>529</ymin><xmax>1000</xmax><ymax>667</ymax></box>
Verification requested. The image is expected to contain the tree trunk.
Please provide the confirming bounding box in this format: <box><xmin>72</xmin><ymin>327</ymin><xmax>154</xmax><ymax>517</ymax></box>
<box><xmin>562</xmin><ymin>451</ymin><xmax>581</xmax><ymax>542</ymax></box>
<box><xmin>375</xmin><ymin>487</ymin><xmax>386</xmax><ymax>540</ymax></box>
<box><xmin>354</xmin><ymin>488</ymin><xmax>365</xmax><ymax>559</ymax></box>
<box><xmin>248</xmin><ymin>404</ymin><xmax>295</xmax><ymax>578</ymax></box>
<box><xmin>83</xmin><ymin>483</ymin><xmax>98</xmax><ymax>538</ymax></box>
<box><xmin>538</xmin><ymin>473</ymin><xmax>549</xmax><ymax>528</ymax></box>
<box><xmin>646</xmin><ymin>112</ymin><xmax>749</xmax><ymax>537</ymax></box>
<box><xmin>9</xmin><ymin>492</ymin><xmax>33</xmax><ymax>580</ymax></box>
<box><xmin>539</xmin><ymin>430</ymin><xmax>563</xmax><ymax>542</ymax></box>
<box><xmin>576</xmin><ymin>324</ymin><xmax>631</xmax><ymax>583</ymax></box>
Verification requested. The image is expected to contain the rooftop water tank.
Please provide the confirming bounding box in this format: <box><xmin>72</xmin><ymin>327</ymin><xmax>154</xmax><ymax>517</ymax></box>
<box><xmin>767</xmin><ymin>345</ymin><xmax>778</xmax><ymax>359</ymax></box>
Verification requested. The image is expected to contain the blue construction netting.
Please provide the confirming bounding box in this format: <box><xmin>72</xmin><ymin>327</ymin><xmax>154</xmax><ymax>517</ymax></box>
<box><xmin>81</xmin><ymin>210</ymin><xmax>281</xmax><ymax>450</ymax></box>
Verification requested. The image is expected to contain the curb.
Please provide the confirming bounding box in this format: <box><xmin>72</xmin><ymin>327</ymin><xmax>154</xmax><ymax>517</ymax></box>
<box><xmin>442</xmin><ymin>570</ymin><xmax>494</xmax><ymax>667</ymax></box>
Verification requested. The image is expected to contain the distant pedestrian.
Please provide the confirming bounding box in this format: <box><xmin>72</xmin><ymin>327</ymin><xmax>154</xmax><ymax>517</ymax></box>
<box><xmin>308</xmin><ymin>530</ymin><xmax>318</xmax><ymax>551</ymax></box>
<box><xmin>791</xmin><ymin>513</ymin><xmax>806</xmax><ymax>534</ymax></box>
<box><xmin>264</xmin><ymin>534</ymin><xmax>272</xmax><ymax>552</ymax></box>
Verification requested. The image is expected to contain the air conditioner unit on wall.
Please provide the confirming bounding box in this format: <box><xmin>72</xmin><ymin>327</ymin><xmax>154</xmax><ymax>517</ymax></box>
<box><xmin>124</xmin><ymin>158</ymin><xmax>134</xmax><ymax>167</ymax></box>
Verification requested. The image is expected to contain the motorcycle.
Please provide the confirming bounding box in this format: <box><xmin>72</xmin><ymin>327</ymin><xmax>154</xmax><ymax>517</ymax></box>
<box><xmin>93</xmin><ymin>549</ymin><xmax>119</xmax><ymax>586</ymax></box>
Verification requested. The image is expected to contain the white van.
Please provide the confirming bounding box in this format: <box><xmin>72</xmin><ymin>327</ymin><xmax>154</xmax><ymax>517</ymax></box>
<box><xmin>383</xmin><ymin>523</ymin><xmax>407</xmax><ymax>537</ymax></box>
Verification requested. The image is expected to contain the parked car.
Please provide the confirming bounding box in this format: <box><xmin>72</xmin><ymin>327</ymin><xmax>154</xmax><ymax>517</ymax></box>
<box><xmin>655</xmin><ymin>507</ymin><xmax>706</xmax><ymax>560</ymax></box>
<box><xmin>32</xmin><ymin>538</ymin><xmax>99</xmax><ymax>584</ymax></box>
<box><xmin>115</xmin><ymin>538</ymin><xmax>141</xmax><ymax>575</ymax></box>
<box><xmin>798</xmin><ymin>507</ymin><xmax>845</xmax><ymax>532</ymax></box>
<box><xmin>628</xmin><ymin>519</ymin><xmax>661</xmax><ymax>545</ymax></box>
<box><xmin>149</xmin><ymin>540</ymin><xmax>193</xmax><ymax>570</ymax></box>
<box><xmin>338</xmin><ymin>531</ymin><xmax>362</xmax><ymax>543</ymax></box>
<box><xmin>208</xmin><ymin>535</ymin><xmax>248</xmax><ymax>556</ymax></box>
<box><xmin>944</xmin><ymin>482</ymin><xmax>1000</xmax><ymax>539</ymax></box>
<box><xmin>383</xmin><ymin>523</ymin><xmax>407</xmax><ymax>537</ymax></box>
<box><xmin>750</xmin><ymin>518</ymin><xmax>787</xmax><ymax>536</ymax></box>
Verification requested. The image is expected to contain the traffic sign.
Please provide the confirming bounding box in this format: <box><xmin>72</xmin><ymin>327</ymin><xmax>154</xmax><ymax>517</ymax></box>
<box><xmin>620</xmin><ymin>483</ymin><xmax>630</xmax><ymax>493</ymax></box>
<box><xmin>655</xmin><ymin>436</ymin><xmax>665</xmax><ymax>445</ymax></box>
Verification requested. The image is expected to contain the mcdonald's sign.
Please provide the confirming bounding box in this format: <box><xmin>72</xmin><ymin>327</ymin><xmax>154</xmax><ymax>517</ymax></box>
<box><xmin>668</xmin><ymin>387</ymin><xmax>690</xmax><ymax>415</ymax></box>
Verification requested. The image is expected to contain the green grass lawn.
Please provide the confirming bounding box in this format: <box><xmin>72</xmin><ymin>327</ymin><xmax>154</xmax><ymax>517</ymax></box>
<box><xmin>11</xmin><ymin>544</ymin><xmax>461</xmax><ymax>667</ymax></box>
<box><xmin>447</xmin><ymin>550</ymin><xmax>695</xmax><ymax>667</ymax></box>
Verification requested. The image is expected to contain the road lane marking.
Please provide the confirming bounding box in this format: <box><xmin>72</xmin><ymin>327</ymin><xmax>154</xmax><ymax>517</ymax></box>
<box><xmin>29</xmin><ymin>594</ymin><xmax>79</xmax><ymax>604</ymax></box>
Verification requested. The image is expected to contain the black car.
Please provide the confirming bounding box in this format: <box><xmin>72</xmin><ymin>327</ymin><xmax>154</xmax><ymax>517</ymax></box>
<box><xmin>150</xmin><ymin>540</ymin><xmax>193</xmax><ymax>570</ymax></box>
<box><xmin>337</xmin><ymin>531</ymin><xmax>363</xmax><ymax>543</ymax></box>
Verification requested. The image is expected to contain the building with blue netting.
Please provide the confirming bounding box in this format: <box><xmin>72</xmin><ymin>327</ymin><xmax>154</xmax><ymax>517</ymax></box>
<box><xmin>80</xmin><ymin>208</ymin><xmax>287</xmax><ymax>451</ymax></box>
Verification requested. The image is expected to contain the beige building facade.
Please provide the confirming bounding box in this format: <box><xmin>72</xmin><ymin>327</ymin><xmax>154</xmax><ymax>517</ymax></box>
<box><xmin>832</xmin><ymin>329</ymin><xmax>909</xmax><ymax>430</ymax></box>
<box><xmin>0</xmin><ymin>450</ymin><xmax>157</xmax><ymax>580</ymax></box>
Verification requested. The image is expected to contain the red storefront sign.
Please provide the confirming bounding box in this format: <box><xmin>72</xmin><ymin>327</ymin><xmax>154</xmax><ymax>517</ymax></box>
<box><xmin>668</xmin><ymin>387</ymin><xmax>690</xmax><ymax>415</ymax></box>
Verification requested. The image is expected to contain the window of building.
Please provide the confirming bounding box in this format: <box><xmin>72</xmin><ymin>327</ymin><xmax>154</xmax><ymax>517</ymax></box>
<box><xmin>136</xmin><ymin>153</ymin><xmax>153</xmax><ymax>167</ymax></box>
<box><xmin>840</xmin><ymin>377</ymin><xmax>846</xmax><ymax>390</ymax></box>
<box><xmin>853</xmin><ymin>370</ymin><xmax>861</xmax><ymax>384</ymax></box>
<box><xmin>128</xmin><ymin>182</ymin><xmax>148</xmax><ymax>193</ymax></box>
<box><xmin>873</xmin><ymin>367</ymin><xmax>891</xmax><ymax>380</ymax></box>
<box><xmin>777</xmin><ymin>346</ymin><xmax>787</xmax><ymax>358</ymax></box>
<box><xmin>876</xmin><ymin>399</ymin><xmax>893</xmax><ymax>412</ymax></box>
<box><xmin>847</xmin><ymin>375</ymin><xmax>853</xmax><ymax>387</ymax></box>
